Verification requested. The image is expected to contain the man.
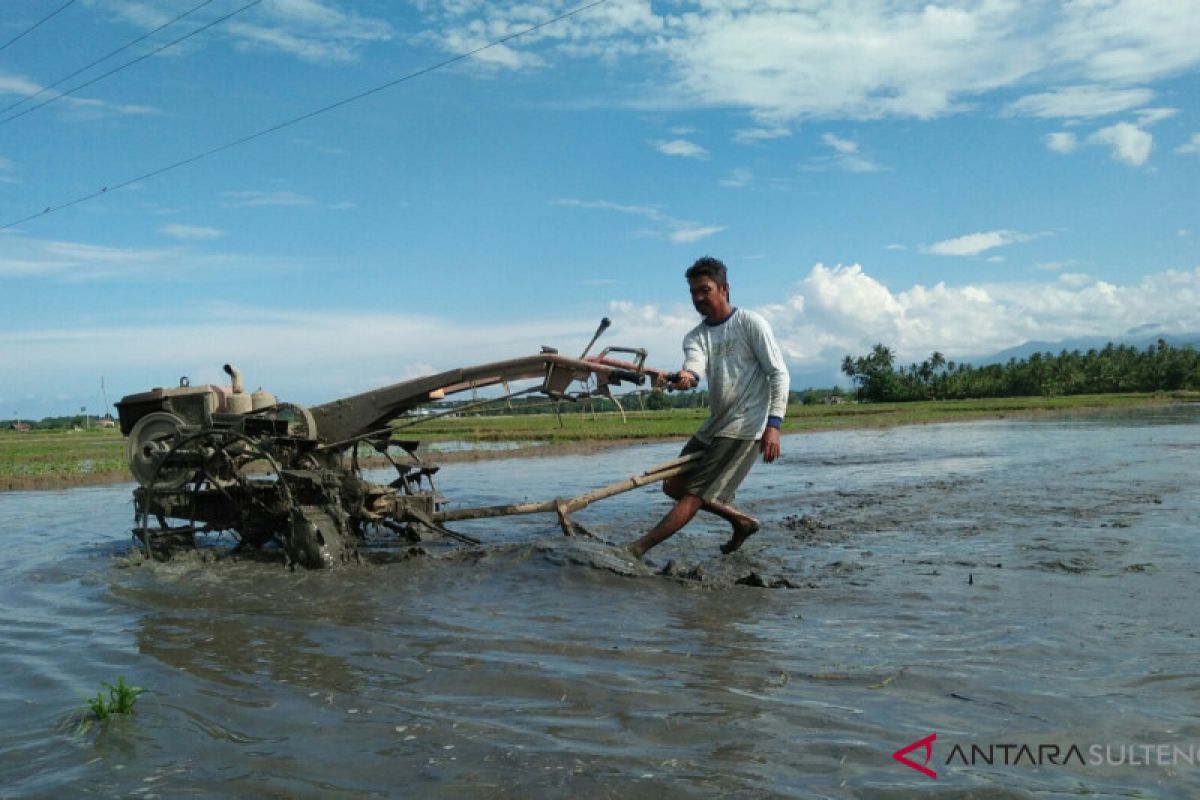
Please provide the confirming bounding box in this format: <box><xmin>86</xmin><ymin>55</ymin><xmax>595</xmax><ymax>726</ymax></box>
<box><xmin>628</xmin><ymin>256</ymin><xmax>790</xmax><ymax>559</ymax></box>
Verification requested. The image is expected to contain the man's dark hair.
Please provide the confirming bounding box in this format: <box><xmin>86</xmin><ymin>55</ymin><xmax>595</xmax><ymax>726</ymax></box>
<box><xmin>686</xmin><ymin>256</ymin><xmax>727</xmax><ymax>285</ymax></box>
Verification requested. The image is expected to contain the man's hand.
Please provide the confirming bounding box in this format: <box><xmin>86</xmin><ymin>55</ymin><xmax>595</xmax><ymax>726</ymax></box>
<box><xmin>760</xmin><ymin>427</ymin><xmax>781</xmax><ymax>463</ymax></box>
<box><xmin>670</xmin><ymin>371</ymin><xmax>697</xmax><ymax>391</ymax></box>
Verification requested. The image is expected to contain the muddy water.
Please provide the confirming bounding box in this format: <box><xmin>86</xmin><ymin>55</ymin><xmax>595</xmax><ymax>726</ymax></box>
<box><xmin>1</xmin><ymin>407</ymin><xmax>1199</xmax><ymax>798</ymax></box>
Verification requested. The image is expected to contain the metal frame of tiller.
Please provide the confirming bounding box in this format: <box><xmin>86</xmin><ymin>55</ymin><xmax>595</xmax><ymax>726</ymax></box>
<box><xmin>119</xmin><ymin>320</ymin><xmax>695</xmax><ymax>568</ymax></box>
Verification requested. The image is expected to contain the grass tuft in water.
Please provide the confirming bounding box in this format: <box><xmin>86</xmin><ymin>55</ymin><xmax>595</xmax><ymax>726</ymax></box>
<box><xmin>74</xmin><ymin>676</ymin><xmax>146</xmax><ymax>734</ymax></box>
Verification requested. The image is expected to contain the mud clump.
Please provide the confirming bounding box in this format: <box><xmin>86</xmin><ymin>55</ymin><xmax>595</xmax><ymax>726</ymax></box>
<box><xmin>658</xmin><ymin>559</ymin><xmax>799</xmax><ymax>590</ymax></box>
<box><xmin>659</xmin><ymin>559</ymin><xmax>706</xmax><ymax>582</ymax></box>
<box><xmin>782</xmin><ymin>514</ymin><xmax>821</xmax><ymax>532</ymax></box>
<box><xmin>734</xmin><ymin>572</ymin><xmax>798</xmax><ymax>589</ymax></box>
<box><xmin>781</xmin><ymin>512</ymin><xmax>851</xmax><ymax>544</ymax></box>
<box><xmin>1034</xmin><ymin>558</ymin><xmax>1093</xmax><ymax>574</ymax></box>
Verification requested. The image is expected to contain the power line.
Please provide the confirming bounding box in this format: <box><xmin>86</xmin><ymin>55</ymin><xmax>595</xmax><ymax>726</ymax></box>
<box><xmin>0</xmin><ymin>0</ymin><xmax>76</xmax><ymax>54</ymax></box>
<box><xmin>0</xmin><ymin>0</ymin><xmax>263</xmax><ymax>126</ymax></box>
<box><xmin>0</xmin><ymin>0</ymin><xmax>610</xmax><ymax>231</ymax></box>
<box><xmin>0</xmin><ymin>0</ymin><xmax>218</xmax><ymax>118</ymax></box>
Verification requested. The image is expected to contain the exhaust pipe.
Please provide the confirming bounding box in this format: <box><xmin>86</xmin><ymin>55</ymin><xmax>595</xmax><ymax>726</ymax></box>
<box><xmin>223</xmin><ymin>363</ymin><xmax>244</xmax><ymax>394</ymax></box>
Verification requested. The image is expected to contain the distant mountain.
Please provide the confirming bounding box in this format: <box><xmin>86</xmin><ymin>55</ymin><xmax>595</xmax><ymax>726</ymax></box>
<box><xmin>967</xmin><ymin>330</ymin><xmax>1200</xmax><ymax>367</ymax></box>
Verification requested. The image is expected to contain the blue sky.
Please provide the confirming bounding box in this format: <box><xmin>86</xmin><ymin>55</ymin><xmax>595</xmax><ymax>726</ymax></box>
<box><xmin>2</xmin><ymin>0</ymin><xmax>1198</xmax><ymax>419</ymax></box>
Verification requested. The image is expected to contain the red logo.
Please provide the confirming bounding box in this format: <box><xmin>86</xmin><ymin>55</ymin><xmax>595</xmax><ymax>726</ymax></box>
<box><xmin>893</xmin><ymin>733</ymin><xmax>937</xmax><ymax>778</ymax></box>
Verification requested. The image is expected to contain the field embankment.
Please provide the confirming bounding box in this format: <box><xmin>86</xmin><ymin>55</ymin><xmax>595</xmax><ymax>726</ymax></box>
<box><xmin>3</xmin><ymin>392</ymin><xmax>1193</xmax><ymax>491</ymax></box>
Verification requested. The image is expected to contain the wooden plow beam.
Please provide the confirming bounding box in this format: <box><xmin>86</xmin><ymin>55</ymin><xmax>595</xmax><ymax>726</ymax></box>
<box><xmin>429</xmin><ymin>452</ymin><xmax>701</xmax><ymax>538</ymax></box>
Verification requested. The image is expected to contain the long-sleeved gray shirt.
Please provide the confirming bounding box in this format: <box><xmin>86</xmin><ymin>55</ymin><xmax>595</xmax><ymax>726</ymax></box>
<box><xmin>681</xmin><ymin>307</ymin><xmax>790</xmax><ymax>442</ymax></box>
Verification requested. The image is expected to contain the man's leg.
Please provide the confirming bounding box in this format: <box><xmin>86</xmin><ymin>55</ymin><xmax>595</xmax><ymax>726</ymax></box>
<box><xmin>662</xmin><ymin>475</ymin><xmax>760</xmax><ymax>554</ymax></box>
<box><xmin>627</xmin><ymin>491</ymin><xmax>703</xmax><ymax>559</ymax></box>
<box><xmin>629</xmin><ymin>476</ymin><xmax>760</xmax><ymax>559</ymax></box>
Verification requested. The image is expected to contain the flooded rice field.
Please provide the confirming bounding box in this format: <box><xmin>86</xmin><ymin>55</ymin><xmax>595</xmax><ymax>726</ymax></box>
<box><xmin>1</xmin><ymin>406</ymin><xmax>1199</xmax><ymax>798</ymax></box>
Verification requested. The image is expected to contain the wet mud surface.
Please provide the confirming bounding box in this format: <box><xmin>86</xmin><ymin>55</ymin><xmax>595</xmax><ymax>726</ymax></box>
<box><xmin>1</xmin><ymin>406</ymin><xmax>1199</xmax><ymax>797</ymax></box>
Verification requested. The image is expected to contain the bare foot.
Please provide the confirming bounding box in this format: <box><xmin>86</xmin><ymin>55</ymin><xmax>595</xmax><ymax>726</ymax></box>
<box><xmin>720</xmin><ymin>517</ymin><xmax>761</xmax><ymax>555</ymax></box>
<box><xmin>626</xmin><ymin>542</ymin><xmax>645</xmax><ymax>560</ymax></box>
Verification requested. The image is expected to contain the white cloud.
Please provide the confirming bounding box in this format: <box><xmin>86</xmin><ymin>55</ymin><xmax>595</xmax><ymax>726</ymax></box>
<box><xmin>101</xmin><ymin>1</ymin><xmax>177</xmax><ymax>29</ymax></box>
<box><xmin>223</xmin><ymin>0</ymin><xmax>393</xmax><ymax>64</ymax></box>
<box><xmin>1051</xmin><ymin>110</ymin><xmax>1169</xmax><ymax>164</ymax></box>
<box><xmin>1052</xmin><ymin>0</ymin><xmax>1200</xmax><ymax>85</ymax></box>
<box><xmin>222</xmin><ymin>190</ymin><xmax>316</xmax><ymax>207</ymax></box>
<box><xmin>0</xmin><ymin>234</ymin><xmax>277</xmax><ymax>282</ymax></box>
<box><xmin>161</xmin><ymin>224</ymin><xmax>223</xmax><ymax>240</ymax></box>
<box><xmin>734</xmin><ymin>126</ymin><xmax>791</xmax><ymax>144</ymax></box>
<box><xmin>0</xmin><ymin>238</ymin><xmax>177</xmax><ymax>280</ymax></box>
<box><xmin>1006</xmin><ymin>85</ymin><xmax>1154</xmax><ymax>119</ymax></box>
<box><xmin>925</xmin><ymin>230</ymin><xmax>1035</xmax><ymax>257</ymax></box>
<box><xmin>652</xmin><ymin>138</ymin><xmax>708</xmax><ymax>159</ymax></box>
<box><xmin>8</xmin><ymin>262</ymin><xmax>1200</xmax><ymax>412</ymax></box>
<box><xmin>417</xmin><ymin>3</ymin><xmax>1200</xmax><ymax>127</ymax></box>
<box><xmin>416</xmin><ymin>0</ymin><xmax>660</xmax><ymax>71</ymax></box>
<box><xmin>1135</xmin><ymin>107</ymin><xmax>1177</xmax><ymax>126</ymax></box>
<box><xmin>1176</xmin><ymin>133</ymin><xmax>1200</xmax><ymax>155</ymax></box>
<box><xmin>1089</xmin><ymin>122</ymin><xmax>1153</xmax><ymax>165</ymax></box>
<box><xmin>61</xmin><ymin>97</ymin><xmax>159</xmax><ymax>117</ymax></box>
<box><xmin>822</xmin><ymin>133</ymin><xmax>858</xmax><ymax>155</ymax></box>
<box><xmin>0</xmin><ymin>304</ymin><xmax>634</xmax><ymax>414</ymax></box>
<box><xmin>91</xmin><ymin>1</ymin><xmax>391</xmax><ymax>64</ymax></box>
<box><xmin>659</xmin><ymin>2</ymin><xmax>1044</xmax><ymax>121</ymax></box>
<box><xmin>670</xmin><ymin>225</ymin><xmax>724</xmax><ymax>244</ymax></box>
<box><xmin>0</xmin><ymin>70</ymin><xmax>161</xmax><ymax>119</ymax></box>
<box><xmin>719</xmin><ymin>168</ymin><xmax>753</xmax><ymax>188</ymax></box>
<box><xmin>1044</xmin><ymin>132</ymin><xmax>1078</xmax><ymax>154</ymax></box>
<box><xmin>0</xmin><ymin>74</ymin><xmax>44</xmax><ymax>97</ymax></box>
<box><xmin>435</xmin><ymin>30</ymin><xmax>543</xmax><ymax>70</ymax></box>
<box><xmin>814</xmin><ymin>133</ymin><xmax>881</xmax><ymax>172</ymax></box>
<box><xmin>1058</xmin><ymin>272</ymin><xmax>1094</xmax><ymax>288</ymax></box>
<box><xmin>554</xmin><ymin>198</ymin><xmax>723</xmax><ymax>244</ymax></box>
<box><xmin>606</xmin><ymin>262</ymin><xmax>1200</xmax><ymax>372</ymax></box>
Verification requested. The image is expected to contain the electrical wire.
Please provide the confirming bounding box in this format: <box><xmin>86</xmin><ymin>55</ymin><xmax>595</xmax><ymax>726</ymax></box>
<box><xmin>0</xmin><ymin>0</ymin><xmax>263</xmax><ymax>127</ymax></box>
<box><xmin>0</xmin><ymin>0</ymin><xmax>218</xmax><ymax>118</ymax></box>
<box><xmin>0</xmin><ymin>0</ymin><xmax>609</xmax><ymax>231</ymax></box>
<box><xmin>0</xmin><ymin>0</ymin><xmax>76</xmax><ymax>54</ymax></box>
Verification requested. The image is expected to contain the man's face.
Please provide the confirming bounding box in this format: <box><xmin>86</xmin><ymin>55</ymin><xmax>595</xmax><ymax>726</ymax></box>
<box><xmin>688</xmin><ymin>275</ymin><xmax>730</xmax><ymax>320</ymax></box>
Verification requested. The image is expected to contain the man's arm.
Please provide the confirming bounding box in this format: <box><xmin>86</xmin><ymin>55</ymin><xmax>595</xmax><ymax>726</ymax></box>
<box><xmin>744</xmin><ymin>312</ymin><xmax>789</xmax><ymax>462</ymax></box>
<box><xmin>675</xmin><ymin>328</ymin><xmax>705</xmax><ymax>390</ymax></box>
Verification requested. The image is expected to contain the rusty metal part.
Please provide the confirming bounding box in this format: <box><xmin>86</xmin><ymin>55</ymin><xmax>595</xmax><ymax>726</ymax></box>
<box><xmin>127</xmin><ymin>410</ymin><xmax>191</xmax><ymax>489</ymax></box>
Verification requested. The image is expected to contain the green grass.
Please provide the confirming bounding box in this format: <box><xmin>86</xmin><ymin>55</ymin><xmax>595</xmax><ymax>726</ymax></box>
<box><xmin>0</xmin><ymin>427</ymin><xmax>125</xmax><ymax>479</ymax></box>
<box><xmin>3</xmin><ymin>392</ymin><xmax>1193</xmax><ymax>486</ymax></box>
<box><xmin>73</xmin><ymin>676</ymin><xmax>146</xmax><ymax>734</ymax></box>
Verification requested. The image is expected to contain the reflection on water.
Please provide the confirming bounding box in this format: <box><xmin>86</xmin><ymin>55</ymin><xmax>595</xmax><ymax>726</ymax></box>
<box><xmin>1</xmin><ymin>406</ymin><xmax>1199</xmax><ymax>797</ymax></box>
<box><xmin>420</xmin><ymin>439</ymin><xmax>548</xmax><ymax>453</ymax></box>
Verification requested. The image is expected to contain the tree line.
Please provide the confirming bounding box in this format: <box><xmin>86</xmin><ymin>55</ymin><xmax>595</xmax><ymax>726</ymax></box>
<box><xmin>841</xmin><ymin>339</ymin><xmax>1200</xmax><ymax>402</ymax></box>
